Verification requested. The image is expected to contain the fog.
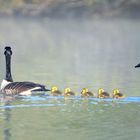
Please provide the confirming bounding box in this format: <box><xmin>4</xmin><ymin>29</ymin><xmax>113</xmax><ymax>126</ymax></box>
<box><xmin>0</xmin><ymin>17</ymin><xmax>140</xmax><ymax>95</ymax></box>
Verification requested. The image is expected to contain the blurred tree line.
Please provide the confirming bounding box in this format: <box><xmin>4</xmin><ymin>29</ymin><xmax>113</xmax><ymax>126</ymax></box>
<box><xmin>0</xmin><ymin>0</ymin><xmax>140</xmax><ymax>18</ymax></box>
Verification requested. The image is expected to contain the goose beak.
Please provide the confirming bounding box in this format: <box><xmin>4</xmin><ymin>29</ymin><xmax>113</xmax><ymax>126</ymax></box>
<box><xmin>45</xmin><ymin>89</ymin><xmax>51</xmax><ymax>91</ymax></box>
<box><xmin>135</xmin><ymin>63</ymin><xmax>140</xmax><ymax>68</ymax></box>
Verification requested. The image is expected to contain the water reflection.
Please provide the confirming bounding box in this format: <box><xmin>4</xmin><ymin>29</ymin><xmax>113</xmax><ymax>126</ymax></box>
<box><xmin>0</xmin><ymin>96</ymin><xmax>15</xmax><ymax>140</ymax></box>
<box><xmin>0</xmin><ymin>18</ymin><xmax>140</xmax><ymax>140</ymax></box>
<box><xmin>0</xmin><ymin>94</ymin><xmax>140</xmax><ymax>140</ymax></box>
<box><xmin>4</xmin><ymin>102</ymin><xmax>11</xmax><ymax>140</ymax></box>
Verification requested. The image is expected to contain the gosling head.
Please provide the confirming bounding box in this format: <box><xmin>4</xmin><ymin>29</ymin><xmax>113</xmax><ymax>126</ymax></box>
<box><xmin>64</xmin><ymin>88</ymin><xmax>71</xmax><ymax>94</ymax></box>
<box><xmin>63</xmin><ymin>88</ymin><xmax>75</xmax><ymax>96</ymax></box>
<box><xmin>81</xmin><ymin>88</ymin><xmax>88</xmax><ymax>95</ymax></box>
<box><xmin>51</xmin><ymin>86</ymin><xmax>58</xmax><ymax>92</ymax></box>
<box><xmin>113</xmin><ymin>89</ymin><xmax>120</xmax><ymax>95</ymax></box>
<box><xmin>98</xmin><ymin>88</ymin><xmax>104</xmax><ymax>95</ymax></box>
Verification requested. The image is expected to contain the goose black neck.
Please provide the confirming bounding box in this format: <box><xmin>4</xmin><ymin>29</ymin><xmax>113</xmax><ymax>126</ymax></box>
<box><xmin>4</xmin><ymin>47</ymin><xmax>13</xmax><ymax>82</ymax></box>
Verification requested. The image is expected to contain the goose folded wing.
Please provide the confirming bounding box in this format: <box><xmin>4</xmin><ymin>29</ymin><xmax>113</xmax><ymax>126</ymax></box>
<box><xmin>2</xmin><ymin>82</ymin><xmax>48</xmax><ymax>95</ymax></box>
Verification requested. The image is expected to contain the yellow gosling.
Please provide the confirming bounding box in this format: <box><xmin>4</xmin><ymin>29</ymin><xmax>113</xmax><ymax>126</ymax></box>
<box><xmin>51</xmin><ymin>86</ymin><xmax>62</xmax><ymax>96</ymax></box>
<box><xmin>81</xmin><ymin>88</ymin><xmax>94</xmax><ymax>97</ymax></box>
<box><xmin>98</xmin><ymin>88</ymin><xmax>110</xmax><ymax>98</ymax></box>
<box><xmin>112</xmin><ymin>89</ymin><xmax>125</xmax><ymax>99</ymax></box>
<box><xmin>63</xmin><ymin>88</ymin><xmax>75</xmax><ymax>97</ymax></box>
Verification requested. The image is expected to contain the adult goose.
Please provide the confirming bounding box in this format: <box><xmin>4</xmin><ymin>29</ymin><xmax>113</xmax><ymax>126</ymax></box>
<box><xmin>0</xmin><ymin>47</ymin><xmax>50</xmax><ymax>95</ymax></box>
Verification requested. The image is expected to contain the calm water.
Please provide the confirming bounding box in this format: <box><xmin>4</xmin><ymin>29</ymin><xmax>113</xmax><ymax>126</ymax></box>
<box><xmin>0</xmin><ymin>18</ymin><xmax>140</xmax><ymax>140</ymax></box>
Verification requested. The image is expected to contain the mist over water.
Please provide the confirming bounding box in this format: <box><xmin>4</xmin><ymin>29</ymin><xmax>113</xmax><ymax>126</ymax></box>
<box><xmin>0</xmin><ymin>17</ymin><xmax>140</xmax><ymax>96</ymax></box>
<box><xmin>0</xmin><ymin>17</ymin><xmax>140</xmax><ymax>140</ymax></box>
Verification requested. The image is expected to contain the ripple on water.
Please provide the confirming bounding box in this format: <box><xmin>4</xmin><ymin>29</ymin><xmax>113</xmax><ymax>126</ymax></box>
<box><xmin>0</xmin><ymin>95</ymin><xmax>140</xmax><ymax>140</ymax></box>
<box><xmin>0</xmin><ymin>96</ymin><xmax>140</xmax><ymax>109</ymax></box>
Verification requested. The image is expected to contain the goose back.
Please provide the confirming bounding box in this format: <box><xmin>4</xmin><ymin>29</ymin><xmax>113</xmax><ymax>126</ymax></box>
<box><xmin>1</xmin><ymin>81</ymin><xmax>49</xmax><ymax>95</ymax></box>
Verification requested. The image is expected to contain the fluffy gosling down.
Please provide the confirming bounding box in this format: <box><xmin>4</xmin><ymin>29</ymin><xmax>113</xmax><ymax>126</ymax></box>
<box><xmin>51</xmin><ymin>86</ymin><xmax>62</xmax><ymax>96</ymax></box>
<box><xmin>112</xmin><ymin>89</ymin><xmax>125</xmax><ymax>99</ymax></box>
<box><xmin>97</xmin><ymin>88</ymin><xmax>110</xmax><ymax>98</ymax></box>
<box><xmin>81</xmin><ymin>88</ymin><xmax>95</xmax><ymax>97</ymax></box>
<box><xmin>63</xmin><ymin>88</ymin><xmax>75</xmax><ymax>97</ymax></box>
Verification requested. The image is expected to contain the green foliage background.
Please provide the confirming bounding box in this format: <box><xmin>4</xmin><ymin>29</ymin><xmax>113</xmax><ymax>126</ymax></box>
<box><xmin>0</xmin><ymin>0</ymin><xmax>140</xmax><ymax>18</ymax></box>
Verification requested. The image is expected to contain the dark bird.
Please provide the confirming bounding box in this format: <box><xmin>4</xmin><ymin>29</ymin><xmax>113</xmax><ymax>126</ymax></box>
<box><xmin>0</xmin><ymin>47</ymin><xmax>50</xmax><ymax>95</ymax></box>
<box><xmin>135</xmin><ymin>63</ymin><xmax>140</xmax><ymax>68</ymax></box>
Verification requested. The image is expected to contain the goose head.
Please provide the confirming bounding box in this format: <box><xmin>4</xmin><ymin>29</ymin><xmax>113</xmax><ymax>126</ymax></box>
<box><xmin>4</xmin><ymin>47</ymin><xmax>12</xmax><ymax>56</ymax></box>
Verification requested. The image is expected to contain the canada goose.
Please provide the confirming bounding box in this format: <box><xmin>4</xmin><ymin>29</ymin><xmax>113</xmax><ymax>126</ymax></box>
<box><xmin>97</xmin><ymin>88</ymin><xmax>110</xmax><ymax>98</ymax></box>
<box><xmin>135</xmin><ymin>63</ymin><xmax>140</xmax><ymax>68</ymax></box>
<box><xmin>63</xmin><ymin>88</ymin><xmax>75</xmax><ymax>97</ymax></box>
<box><xmin>81</xmin><ymin>88</ymin><xmax>94</xmax><ymax>97</ymax></box>
<box><xmin>112</xmin><ymin>89</ymin><xmax>125</xmax><ymax>99</ymax></box>
<box><xmin>51</xmin><ymin>86</ymin><xmax>62</xmax><ymax>96</ymax></box>
<box><xmin>0</xmin><ymin>47</ymin><xmax>50</xmax><ymax>95</ymax></box>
